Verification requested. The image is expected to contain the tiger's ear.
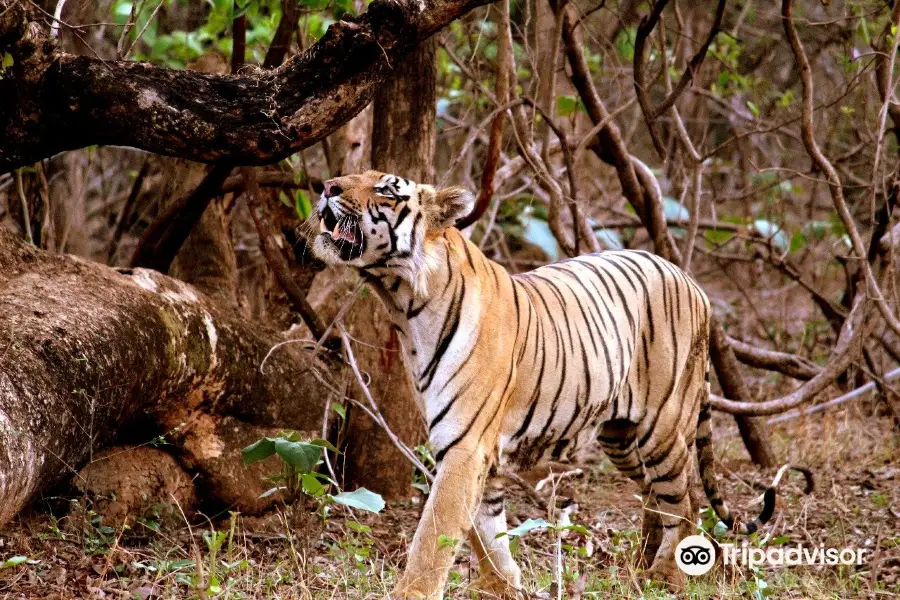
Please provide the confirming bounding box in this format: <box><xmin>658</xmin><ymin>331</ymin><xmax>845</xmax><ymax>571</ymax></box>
<box><xmin>422</xmin><ymin>185</ymin><xmax>475</xmax><ymax>229</ymax></box>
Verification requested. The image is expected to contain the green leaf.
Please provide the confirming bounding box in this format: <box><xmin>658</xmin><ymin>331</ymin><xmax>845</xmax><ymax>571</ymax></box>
<box><xmin>295</xmin><ymin>189</ymin><xmax>312</xmax><ymax>220</ymax></box>
<box><xmin>203</xmin><ymin>530</ymin><xmax>226</xmax><ymax>552</ymax></box>
<box><xmin>438</xmin><ymin>535</ymin><xmax>459</xmax><ymax>549</ymax></box>
<box><xmin>1</xmin><ymin>556</ymin><xmax>27</xmax><ymax>569</ymax></box>
<box><xmin>704</xmin><ymin>228</ymin><xmax>734</xmax><ymax>247</ymax></box>
<box><xmin>778</xmin><ymin>89</ymin><xmax>795</xmax><ymax>108</ymax></box>
<box><xmin>496</xmin><ymin>518</ymin><xmax>552</xmax><ymax>538</ymax></box>
<box><xmin>560</xmin><ymin>524</ymin><xmax>591</xmax><ymax>536</ymax></box>
<box><xmin>241</xmin><ymin>438</ymin><xmax>276</xmax><ymax>464</ymax></box>
<box><xmin>348</xmin><ymin>520</ymin><xmax>372</xmax><ymax>534</ymax></box>
<box><xmin>615</xmin><ymin>27</ymin><xmax>637</xmax><ymax>61</ymax></box>
<box><xmin>331</xmin><ymin>488</ymin><xmax>385</xmax><ymax>513</ymax></box>
<box><xmin>168</xmin><ymin>559</ymin><xmax>195</xmax><ymax>570</ymax></box>
<box><xmin>331</xmin><ymin>402</ymin><xmax>346</xmax><ymax>420</ymax></box>
<box><xmin>208</xmin><ymin>574</ymin><xmax>222</xmax><ymax>594</ymax></box>
<box><xmin>301</xmin><ymin>473</ymin><xmax>326</xmax><ymax>497</ymax></box>
<box><xmin>274</xmin><ymin>439</ymin><xmax>322</xmax><ymax>473</ymax></box>
<box><xmin>309</xmin><ymin>438</ymin><xmax>339</xmax><ymax>453</ymax></box>
<box><xmin>556</xmin><ymin>95</ymin><xmax>580</xmax><ymax>117</ymax></box>
<box><xmin>789</xmin><ymin>231</ymin><xmax>807</xmax><ymax>253</ymax></box>
<box><xmin>1</xmin><ymin>53</ymin><xmax>14</xmax><ymax>70</ymax></box>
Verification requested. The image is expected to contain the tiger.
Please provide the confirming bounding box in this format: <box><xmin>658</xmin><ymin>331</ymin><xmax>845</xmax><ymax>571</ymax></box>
<box><xmin>309</xmin><ymin>170</ymin><xmax>810</xmax><ymax>599</ymax></box>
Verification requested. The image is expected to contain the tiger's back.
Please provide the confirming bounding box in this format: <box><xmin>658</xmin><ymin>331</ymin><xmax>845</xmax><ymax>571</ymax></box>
<box><xmin>500</xmin><ymin>250</ymin><xmax>711</xmax><ymax>472</ymax></box>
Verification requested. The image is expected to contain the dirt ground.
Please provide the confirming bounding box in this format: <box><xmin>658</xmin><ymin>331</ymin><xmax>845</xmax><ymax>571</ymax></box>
<box><xmin>0</xmin><ymin>404</ymin><xmax>898</xmax><ymax>600</ymax></box>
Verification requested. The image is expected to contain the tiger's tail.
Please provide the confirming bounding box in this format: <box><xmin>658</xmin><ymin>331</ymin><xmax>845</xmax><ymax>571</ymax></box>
<box><xmin>695</xmin><ymin>360</ymin><xmax>814</xmax><ymax>535</ymax></box>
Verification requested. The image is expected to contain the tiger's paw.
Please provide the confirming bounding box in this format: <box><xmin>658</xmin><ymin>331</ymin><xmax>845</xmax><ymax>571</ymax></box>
<box><xmin>388</xmin><ymin>578</ymin><xmax>435</xmax><ymax>600</ymax></box>
<box><xmin>386</xmin><ymin>588</ymin><xmax>428</xmax><ymax>600</ymax></box>
<box><xmin>640</xmin><ymin>562</ymin><xmax>686</xmax><ymax>592</ymax></box>
<box><xmin>469</xmin><ymin>574</ymin><xmax>523</xmax><ymax>599</ymax></box>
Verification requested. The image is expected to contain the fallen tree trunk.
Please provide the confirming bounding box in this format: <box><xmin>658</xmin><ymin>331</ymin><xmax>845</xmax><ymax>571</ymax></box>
<box><xmin>0</xmin><ymin>227</ymin><xmax>333</xmax><ymax>526</ymax></box>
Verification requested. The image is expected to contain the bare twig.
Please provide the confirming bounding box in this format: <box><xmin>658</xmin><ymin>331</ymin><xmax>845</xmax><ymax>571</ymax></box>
<box><xmin>116</xmin><ymin>0</ymin><xmax>142</xmax><ymax>60</ymax></box>
<box><xmin>107</xmin><ymin>158</ymin><xmax>150</xmax><ymax>264</ymax></box>
<box><xmin>456</xmin><ymin>0</ymin><xmax>511</xmax><ymax>230</ymax></box>
<box><xmin>632</xmin><ymin>0</ymin><xmax>671</xmax><ymax>158</ymax></box>
<box><xmin>123</xmin><ymin>0</ymin><xmax>164</xmax><ymax>60</ymax></box>
<box><xmin>650</xmin><ymin>0</ymin><xmax>725</xmax><ymax>121</ymax></box>
<box><xmin>14</xmin><ymin>169</ymin><xmax>33</xmax><ymax>245</ymax></box>
<box><xmin>337</xmin><ymin>325</ymin><xmax>434</xmax><ymax>482</ymax></box>
<box><xmin>231</xmin><ymin>1</ymin><xmax>246</xmax><ymax>73</ymax></box>
<box><xmin>782</xmin><ymin>0</ymin><xmax>900</xmax><ymax>339</ymax></box>
<box><xmin>242</xmin><ymin>167</ymin><xmax>327</xmax><ymax>341</ymax></box>
<box><xmin>767</xmin><ymin>366</ymin><xmax>900</xmax><ymax>424</ymax></box>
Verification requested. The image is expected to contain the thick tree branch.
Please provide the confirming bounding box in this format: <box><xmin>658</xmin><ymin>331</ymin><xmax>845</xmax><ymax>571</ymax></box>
<box><xmin>727</xmin><ymin>336</ymin><xmax>821</xmax><ymax>381</ymax></box>
<box><xmin>128</xmin><ymin>3</ymin><xmax>307</xmax><ymax>274</ymax></box>
<box><xmin>0</xmin><ymin>0</ymin><xmax>491</xmax><ymax>174</ymax></box>
<box><xmin>130</xmin><ymin>163</ymin><xmax>233</xmax><ymax>271</ymax></box>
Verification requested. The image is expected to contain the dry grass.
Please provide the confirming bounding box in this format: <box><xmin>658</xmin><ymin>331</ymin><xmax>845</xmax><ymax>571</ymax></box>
<box><xmin>0</xmin><ymin>409</ymin><xmax>898</xmax><ymax>600</ymax></box>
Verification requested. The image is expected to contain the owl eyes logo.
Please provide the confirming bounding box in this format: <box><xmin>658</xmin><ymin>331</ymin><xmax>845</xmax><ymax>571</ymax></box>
<box><xmin>675</xmin><ymin>535</ymin><xmax>716</xmax><ymax>575</ymax></box>
<box><xmin>680</xmin><ymin>545</ymin><xmax>712</xmax><ymax>565</ymax></box>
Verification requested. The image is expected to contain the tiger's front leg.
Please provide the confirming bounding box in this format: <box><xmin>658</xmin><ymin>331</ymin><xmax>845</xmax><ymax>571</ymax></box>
<box><xmin>391</xmin><ymin>445</ymin><xmax>489</xmax><ymax>599</ymax></box>
<box><xmin>467</xmin><ymin>474</ymin><xmax>522</xmax><ymax>597</ymax></box>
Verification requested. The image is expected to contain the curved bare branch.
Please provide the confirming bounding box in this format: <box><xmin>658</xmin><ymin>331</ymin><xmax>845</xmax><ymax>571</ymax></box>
<box><xmin>710</xmin><ymin>294</ymin><xmax>871</xmax><ymax>416</ymax></box>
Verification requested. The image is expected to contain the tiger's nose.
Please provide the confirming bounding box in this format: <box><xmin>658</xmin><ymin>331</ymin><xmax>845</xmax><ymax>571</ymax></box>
<box><xmin>323</xmin><ymin>180</ymin><xmax>343</xmax><ymax>198</ymax></box>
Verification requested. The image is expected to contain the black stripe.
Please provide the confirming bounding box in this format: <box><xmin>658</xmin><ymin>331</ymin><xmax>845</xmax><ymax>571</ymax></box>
<box><xmin>394</xmin><ymin>204</ymin><xmax>411</xmax><ymax>228</ymax></box>
<box><xmin>420</xmin><ymin>278</ymin><xmax>466</xmax><ymax>391</ymax></box>
<box><xmin>434</xmin><ymin>398</ymin><xmax>488</xmax><ymax>463</ymax></box>
<box><xmin>429</xmin><ymin>379</ymin><xmax>473</xmax><ymax>430</ymax></box>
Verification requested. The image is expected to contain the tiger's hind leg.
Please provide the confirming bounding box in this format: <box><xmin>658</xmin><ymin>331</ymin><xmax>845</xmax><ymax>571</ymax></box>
<box><xmin>639</xmin><ymin>492</ymin><xmax>663</xmax><ymax>568</ymax></box>
<box><xmin>640</xmin><ymin>431</ymin><xmax>698</xmax><ymax>590</ymax></box>
<box><xmin>467</xmin><ymin>476</ymin><xmax>522</xmax><ymax>598</ymax></box>
<box><xmin>598</xmin><ymin>419</ymin><xmax>662</xmax><ymax>568</ymax></box>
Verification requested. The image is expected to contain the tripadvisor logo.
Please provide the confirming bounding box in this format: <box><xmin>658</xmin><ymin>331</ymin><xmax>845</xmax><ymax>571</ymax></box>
<box><xmin>675</xmin><ymin>534</ymin><xmax>869</xmax><ymax>576</ymax></box>
<box><xmin>675</xmin><ymin>535</ymin><xmax>715</xmax><ymax>576</ymax></box>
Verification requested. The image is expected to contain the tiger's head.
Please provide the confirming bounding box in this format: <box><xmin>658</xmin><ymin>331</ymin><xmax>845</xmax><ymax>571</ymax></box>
<box><xmin>311</xmin><ymin>170</ymin><xmax>474</xmax><ymax>290</ymax></box>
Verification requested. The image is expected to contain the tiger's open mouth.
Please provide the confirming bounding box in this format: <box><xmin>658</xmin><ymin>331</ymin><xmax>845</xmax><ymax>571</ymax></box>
<box><xmin>319</xmin><ymin>204</ymin><xmax>365</xmax><ymax>261</ymax></box>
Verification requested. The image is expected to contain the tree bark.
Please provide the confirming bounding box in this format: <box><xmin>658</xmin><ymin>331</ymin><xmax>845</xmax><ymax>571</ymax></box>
<box><xmin>0</xmin><ymin>0</ymin><xmax>490</xmax><ymax>174</ymax></box>
<box><xmin>0</xmin><ymin>226</ymin><xmax>333</xmax><ymax>527</ymax></box>
<box><xmin>709</xmin><ymin>319</ymin><xmax>777</xmax><ymax>467</ymax></box>
<box><xmin>339</xmin><ymin>40</ymin><xmax>437</xmax><ymax>500</ymax></box>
